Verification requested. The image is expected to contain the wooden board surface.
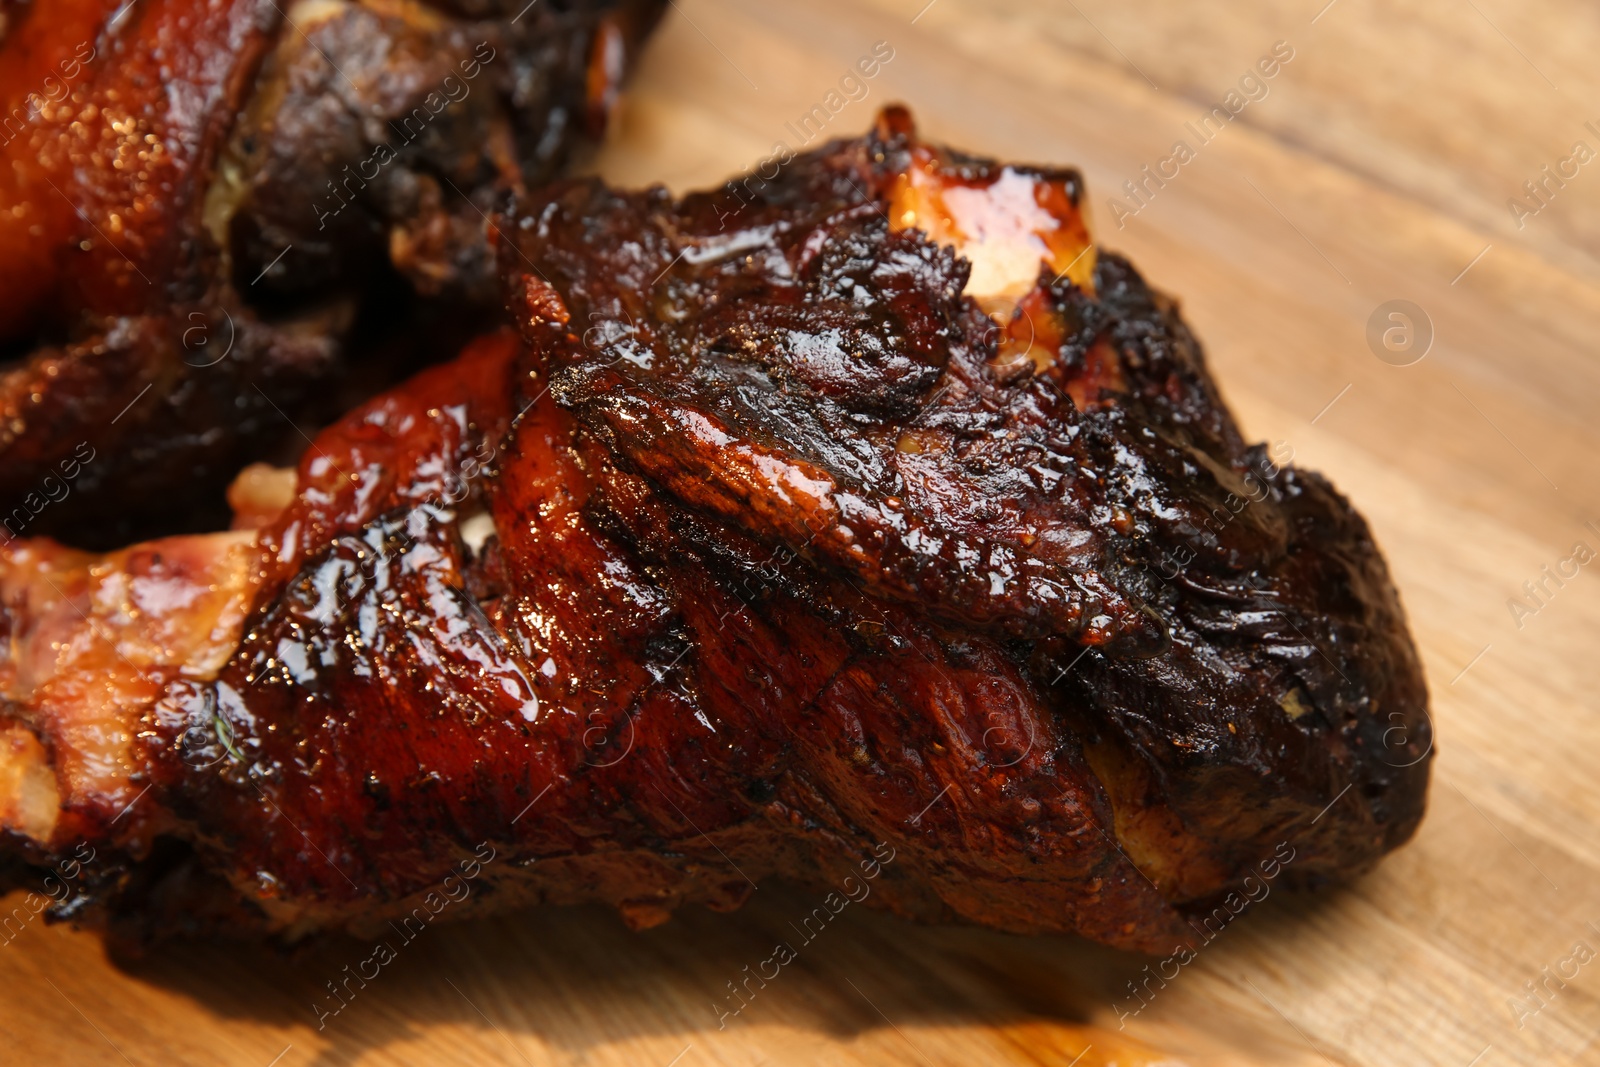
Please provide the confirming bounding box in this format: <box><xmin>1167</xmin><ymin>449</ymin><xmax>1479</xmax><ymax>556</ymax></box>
<box><xmin>5</xmin><ymin>1</ymin><xmax>1600</xmax><ymax>1063</ymax></box>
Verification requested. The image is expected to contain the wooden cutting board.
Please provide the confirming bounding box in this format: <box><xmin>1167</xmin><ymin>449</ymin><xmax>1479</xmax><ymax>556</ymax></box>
<box><xmin>5</xmin><ymin>1</ymin><xmax>1599</xmax><ymax>1063</ymax></box>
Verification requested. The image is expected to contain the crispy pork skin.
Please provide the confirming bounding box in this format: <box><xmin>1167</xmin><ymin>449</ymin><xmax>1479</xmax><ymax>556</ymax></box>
<box><xmin>0</xmin><ymin>0</ymin><xmax>663</xmax><ymax>543</ymax></box>
<box><xmin>0</xmin><ymin>110</ymin><xmax>1430</xmax><ymax>952</ymax></box>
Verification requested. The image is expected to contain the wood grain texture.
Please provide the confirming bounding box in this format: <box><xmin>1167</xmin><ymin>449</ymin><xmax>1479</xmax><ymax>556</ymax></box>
<box><xmin>4</xmin><ymin>1</ymin><xmax>1599</xmax><ymax>1064</ymax></box>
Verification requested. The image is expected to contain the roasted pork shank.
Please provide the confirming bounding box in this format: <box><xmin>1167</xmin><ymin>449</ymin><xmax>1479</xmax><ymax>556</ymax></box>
<box><xmin>0</xmin><ymin>109</ymin><xmax>1430</xmax><ymax>953</ymax></box>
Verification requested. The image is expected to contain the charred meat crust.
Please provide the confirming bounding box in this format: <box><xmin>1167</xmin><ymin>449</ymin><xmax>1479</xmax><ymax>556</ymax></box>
<box><xmin>495</xmin><ymin>105</ymin><xmax>1430</xmax><ymax>923</ymax></box>
<box><xmin>0</xmin><ymin>109</ymin><xmax>1429</xmax><ymax>954</ymax></box>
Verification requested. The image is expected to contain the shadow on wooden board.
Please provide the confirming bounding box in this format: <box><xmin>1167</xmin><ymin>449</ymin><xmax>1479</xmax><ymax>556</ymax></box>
<box><xmin>83</xmin><ymin>873</ymin><xmax>1349</xmax><ymax>1065</ymax></box>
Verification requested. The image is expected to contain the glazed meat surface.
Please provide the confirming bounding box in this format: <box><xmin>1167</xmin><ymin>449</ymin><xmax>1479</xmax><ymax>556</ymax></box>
<box><xmin>0</xmin><ymin>0</ymin><xmax>662</xmax><ymax>543</ymax></box>
<box><xmin>0</xmin><ymin>109</ymin><xmax>1430</xmax><ymax>953</ymax></box>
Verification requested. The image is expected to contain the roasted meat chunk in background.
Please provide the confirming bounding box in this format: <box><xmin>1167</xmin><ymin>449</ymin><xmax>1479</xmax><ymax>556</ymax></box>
<box><xmin>0</xmin><ymin>108</ymin><xmax>1430</xmax><ymax>953</ymax></box>
<box><xmin>0</xmin><ymin>0</ymin><xmax>662</xmax><ymax>544</ymax></box>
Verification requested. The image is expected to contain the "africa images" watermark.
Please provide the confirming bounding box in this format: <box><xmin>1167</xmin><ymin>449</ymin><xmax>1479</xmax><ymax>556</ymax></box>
<box><xmin>706</xmin><ymin>40</ymin><xmax>896</xmax><ymax>232</ymax></box>
<box><xmin>1506</xmin><ymin>520</ymin><xmax>1598</xmax><ymax>630</ymax></box>
<box><xmin>312</xmin><ymin>842</ymin><xmax>497</xmax><ymax>1029</ymax></box>
<box><xmin>1506</xmin><ymin>122</ymin><xmax>1600</xmax><ymax>231</ymax></box>
<box><xmin>313</xmin><ymin>42</ymin><xmax>497</xmax><ymax>231</ymax></box>
<box><xmin>0</xmin><ymin>441</ymin><xmax>96</xmax><ymax>544</ymax></box>
<box><xmin>0</xmin><ymin>40</ymin><xmax>97</xmax><ymax>147</ymax></box>
<box><xmin>1106</xmin><ymin>41</ymin><xmax>1296</xmax><ymax>230</ymax></box>
<box><xmin>1113</xmin><ymin>840</ymin><xmax>1296</xmax><ymax>1028</ymax></box>
<box><xmin>0</xmin><ymin>842</ymin><xmax>96</xmax><ymax>947</ymax></box>
<box><xmin>1505</xmin><ymin>920</ymin><xmax>1599</xmax><ymax>1030</ymax></box>
<box><xmin>713</xmin><ymin>841</ymin><xmax>897</xmax><ymax>1029</ymax></box>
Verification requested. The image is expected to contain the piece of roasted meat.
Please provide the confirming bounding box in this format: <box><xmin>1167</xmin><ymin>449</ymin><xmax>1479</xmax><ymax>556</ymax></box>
<box><xmin>0</xmin><ymin>0</ymin><xmax>663</xmax><ymax>543</ymax></box>
<box><xmin>0</xmin><ymin>108</ymin><xmax>1430</xmax><ymax>954</ymax></box>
